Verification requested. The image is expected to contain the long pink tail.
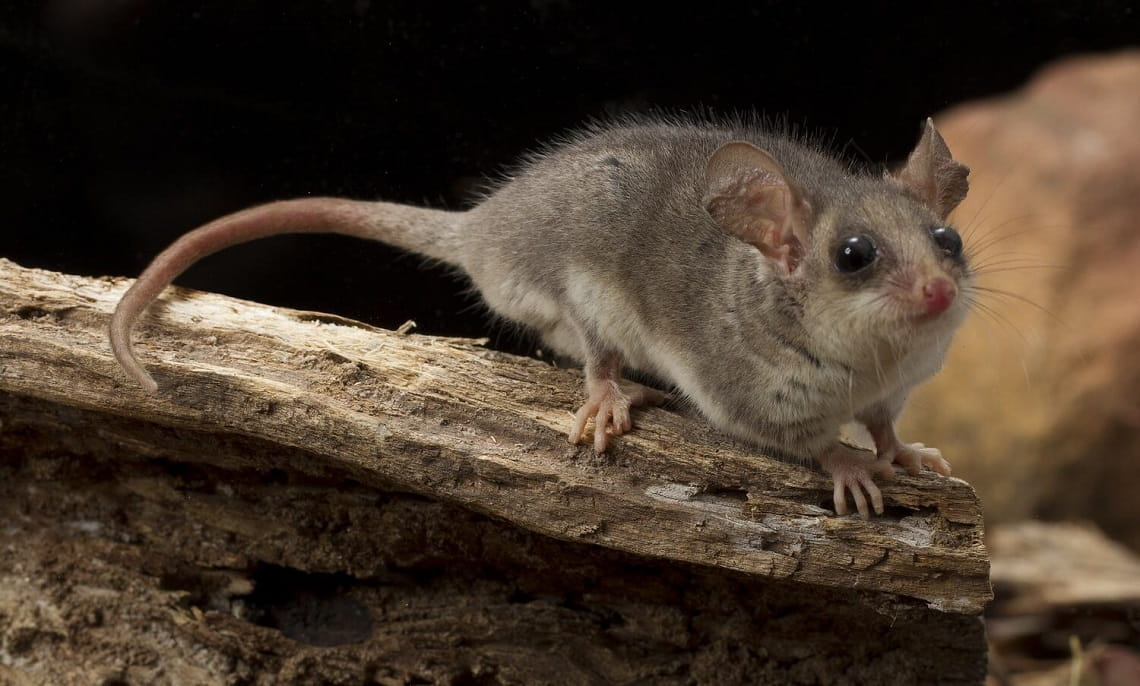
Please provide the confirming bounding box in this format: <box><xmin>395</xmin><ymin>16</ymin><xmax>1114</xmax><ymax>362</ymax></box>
<box><xmin>109</xmin><ymin>196</ymin><xmax>460</xmax><ymax>392</ymax></box>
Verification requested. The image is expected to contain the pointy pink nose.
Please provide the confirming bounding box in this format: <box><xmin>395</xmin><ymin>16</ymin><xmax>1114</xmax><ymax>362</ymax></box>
<box><xmin>923</xmin><ymin>278</ymin><xmax>956</xmax><ymax>315</ymax></box>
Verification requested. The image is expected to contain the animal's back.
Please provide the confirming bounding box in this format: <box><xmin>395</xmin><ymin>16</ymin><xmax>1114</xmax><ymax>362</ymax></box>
<box><xmin>457</xmin><ymin>118</ymin><xmax>851</xmax><ymax>369</ymax></box>
<box><xmin>458</xmin><ymin>122</ymin><xmax>713</xmax><ymax>361</ymax></box>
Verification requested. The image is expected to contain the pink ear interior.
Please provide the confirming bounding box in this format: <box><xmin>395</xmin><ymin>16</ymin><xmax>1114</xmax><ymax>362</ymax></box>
<box><xmin>703</xmin><ymin>141</ymin><xmax>810</xmax><ymax>274</ymax></box>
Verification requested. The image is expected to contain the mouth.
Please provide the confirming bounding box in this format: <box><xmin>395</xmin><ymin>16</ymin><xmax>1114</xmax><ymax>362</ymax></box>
<box><xmin>910</xmin><ymin>298</ymin><xmax>966</xmax><ymax>328</ymax></box>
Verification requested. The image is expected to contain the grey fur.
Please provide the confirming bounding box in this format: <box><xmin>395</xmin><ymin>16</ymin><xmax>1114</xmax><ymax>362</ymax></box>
<box><xmin>455</xmin><ymin>119</ymin><xmax>970</xmax><ymax>461</ymax></box>
<box><xmin>110</xmin><ymin>115</ymin><xmax>972</xmax><ymax>516</ymax></box>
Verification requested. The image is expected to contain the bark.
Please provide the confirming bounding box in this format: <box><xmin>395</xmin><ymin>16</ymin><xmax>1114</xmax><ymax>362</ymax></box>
<box><xmin>0</xmin><ymin>259</ymin><xmax>990</xmax><ymax>684</ymax></box>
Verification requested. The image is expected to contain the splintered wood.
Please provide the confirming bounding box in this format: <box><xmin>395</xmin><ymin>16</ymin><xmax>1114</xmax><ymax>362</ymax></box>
<box><xmin>0</xmin><ymin>258</ymin><xmax>988</xmax><ymax>612</ymax></box>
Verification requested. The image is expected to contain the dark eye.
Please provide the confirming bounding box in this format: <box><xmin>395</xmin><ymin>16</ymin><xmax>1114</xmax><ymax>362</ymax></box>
<box><xmin>834</xmin><ymin>235</ymin><xmax>878</xmax><ymax>273</ymax></box>
<box><xmin>930</xmin><ymin>226</ymin><xmax>963</xmax><ymax>258</ymax></box>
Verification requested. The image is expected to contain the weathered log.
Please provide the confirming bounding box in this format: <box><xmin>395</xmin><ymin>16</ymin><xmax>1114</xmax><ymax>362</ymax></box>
<box><xmin>0</xmin><ymin>258</ymin><xmax>990</xmax><ymax>684</ymax></box>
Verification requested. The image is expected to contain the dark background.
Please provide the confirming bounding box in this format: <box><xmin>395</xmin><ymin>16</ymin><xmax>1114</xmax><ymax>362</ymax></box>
<box><xmin>1</xmin><ymin>1</ymin><xmax>1136</xmax><ymax>349</ymax></box>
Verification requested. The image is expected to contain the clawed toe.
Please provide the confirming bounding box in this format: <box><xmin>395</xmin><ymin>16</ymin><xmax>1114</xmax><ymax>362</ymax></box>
<box><xmin>568</xmin><ymin>351</ymin><xmax>668</xmax><ymax>453</ymax></box>
<box><xmin>893</xmin><ymin>442</ymin><xmax>952</xmax><ymax>476</ymax></box>
<box><xmin>568</xmin><ymin>400</ymin><xmax>598</xmax><ymax>447</ymax></box>
<box><xmin>818</xmin><ymin>446</ymin><xmax>896</xmax><ymax>519</ymax></box>
<box><xmin>569</xmin><ymin>383</ymin><xmax>634</xmax><ymax>453</ymax></box>
<box><xmin>568</xmin><ymin>378</ymin><xmax>665</xmax><ymax>453</ymax></box>
<box><xmin>866</xmin><ymin>421</ymin><xmax>954</xmax><ymax>479</ymax></box>
<box><xmin>611</xmin><ymin>400</ymin><xmax>632</xmax><ymax>435</ymax></box>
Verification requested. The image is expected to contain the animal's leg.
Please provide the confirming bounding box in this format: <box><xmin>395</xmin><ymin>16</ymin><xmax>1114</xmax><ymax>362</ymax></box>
<box><xmin>567</xmin><ymin>351</ymin><xmax>667</xmax><ymax>453</ymax></box>
<box><xmin>864</xmin><ymin>419</ymin><xmax>952</xmax><ymax>477</ymax></box>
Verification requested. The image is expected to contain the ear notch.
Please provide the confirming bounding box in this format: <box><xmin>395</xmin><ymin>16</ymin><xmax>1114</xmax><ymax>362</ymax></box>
<box><xmin>893</xmin><ymin>118</ymin><xmax>970</xmax><ymax>219</ymax></box>
<box><xmin>703</xmin><ymin>141</ymin><xmax>812</xmax><ymax>275</ymax></box>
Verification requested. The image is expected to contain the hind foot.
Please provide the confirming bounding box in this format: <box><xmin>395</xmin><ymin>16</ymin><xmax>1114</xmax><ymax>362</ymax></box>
<box><xmin>567</xmin><ymin>354</ymin><xmax>666</xmax><ymax>453</ymax></box>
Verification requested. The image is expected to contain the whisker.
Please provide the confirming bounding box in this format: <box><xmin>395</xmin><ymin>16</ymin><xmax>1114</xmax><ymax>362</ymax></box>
<box><xmin>960</xmin><ymin>187</ymin><xmax>1013</xmax><ymax>245</ymax></box>
<box><xmin>957</xmin><ymin>146</ymin><xmax>1034</xmax><ymax>242</ymax></box>
<box><xmin>969</xmin><ymin>286</ymin><xmax>1067</xmax><ymax>326</ymax></box>
<box><xmin>971</xmin><ymin>253</ymin><xmax>1062</xmax><ymax>266</ymax></box>
<box><xmin>969</xmin><ymin>256</ymin><xmax>1067</xmax><ymax>275</ymax></box>
<box><xmin>971</xmin><ymin>264</ymin><xmax>1068</xmax><ymax>277</ymax></box>
<box><xmin>969</xmin><ymin>244</ymin><xmax>1044</xmax><ymax>268</ymax></box>
<box><xmin>964</xmin><ymin>218</ymin><xmax>1038</xmax><ymax>254</ymax></box>
<box><xmin>967</xmin><ymin>220</ymin><xmax>1079</xmax><ymax>261</ymax></box>
<box><xmin>847</xmin><ymin>368</ymin><xmax>855</xmax><ymax>418</ymax></box>
<box><xmin>872</xmin><ymin>340</ymin><xmax>886</xmax><ymax>389</ymax></box>
<box><xmin>965</xmin><ymin>298</ymin><xmax>1029</xmax><ymax>346</ymax></box>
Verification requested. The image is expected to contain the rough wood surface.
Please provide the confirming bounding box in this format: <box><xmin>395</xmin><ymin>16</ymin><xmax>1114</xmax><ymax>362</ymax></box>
<box><xmin>0</xmin><ymin>258</ymin><xmax>989</xmax><ymax>613</ymax></box>
<box><xmin>1</xmin><ymin>394</ymin><xmax>990</xmax><ymax>684</ymax></box>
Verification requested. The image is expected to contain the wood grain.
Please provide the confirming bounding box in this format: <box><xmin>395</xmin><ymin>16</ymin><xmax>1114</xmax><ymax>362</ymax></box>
<box><xmin>0</xmin><ymin>258</ymin><xmax>990</xmax><ymax>614</ymax></box>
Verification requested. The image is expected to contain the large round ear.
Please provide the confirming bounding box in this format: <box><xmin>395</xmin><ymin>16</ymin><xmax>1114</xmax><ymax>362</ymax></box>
<box><xmin>702</xmin><ymin>141</ymin><xmax>811</xmax><ymax>275</ymax></box>
<box><xmin>893</xmin><ymin>118</ymin><xmax>970</xmax><ymax>219</ymax></box>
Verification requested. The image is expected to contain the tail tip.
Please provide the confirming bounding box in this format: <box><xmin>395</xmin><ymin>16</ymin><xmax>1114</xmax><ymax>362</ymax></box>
<box><xmin>139</xmin><ymin>374</ymin><xmax>160</xmax><ymax>394</ymax></box>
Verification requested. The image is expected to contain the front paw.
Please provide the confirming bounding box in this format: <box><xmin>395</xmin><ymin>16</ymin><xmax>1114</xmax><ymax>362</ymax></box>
<box><xmin>889</xmin><ymin>442</ymin><xmax>952</xmax><ymax>477</ymax></box>
<box><xmin>817</xmin><ymin>445</ymin><xmax>897</xmax><ymax>519</ymax></box>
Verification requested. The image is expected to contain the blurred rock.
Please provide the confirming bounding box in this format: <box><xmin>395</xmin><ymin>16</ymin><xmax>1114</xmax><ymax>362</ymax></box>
<box><xmin>985</xmin><ymin>521</ymin><xmax>1140</xmax><ymax>685</ymax></box>
<box><xmin>899</xmin><ymin>51</ymin><xmax>1140</xmax><ymax>546</ymax></box>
